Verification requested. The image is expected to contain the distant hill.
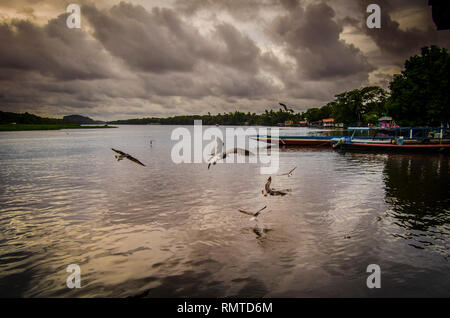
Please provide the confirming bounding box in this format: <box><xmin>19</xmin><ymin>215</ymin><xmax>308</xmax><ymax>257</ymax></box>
<box><xmin>63</xmin><ymin>115</ymin><xmax>104</xmax><ymax>124</ymax></box>
<box><xmin>0</xmin><ymin>111</ymin><xmax>104</xmax><ymax>125</ymax></box>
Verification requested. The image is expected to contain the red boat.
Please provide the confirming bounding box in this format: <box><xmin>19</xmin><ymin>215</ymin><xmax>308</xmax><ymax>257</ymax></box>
<box><xmin>333</xmin><ymin>141</ymin><xmax>450</xmax><ymax>153</ymax></box>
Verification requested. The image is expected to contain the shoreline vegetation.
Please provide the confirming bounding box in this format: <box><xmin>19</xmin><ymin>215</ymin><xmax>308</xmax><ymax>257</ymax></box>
<box><xmin>0</xmin><ymin>124</ymin><xmax>116</xmax><ymax>131</ymax></box>
<box><xmin>0</xmin><ymin>112</ymin><xmax>117</xmax><ymax>131</ymax></box>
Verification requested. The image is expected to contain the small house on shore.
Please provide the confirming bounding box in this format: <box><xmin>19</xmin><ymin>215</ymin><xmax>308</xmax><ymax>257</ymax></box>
<box><xmin>378</xmin><ymin>116</ymin><xmax>396</xmax><ymax>128</ymax></box>
<box><xmin>322</xmin><ymin>118</ymin><xmax>334</xmax><ymax>128</ymax></box>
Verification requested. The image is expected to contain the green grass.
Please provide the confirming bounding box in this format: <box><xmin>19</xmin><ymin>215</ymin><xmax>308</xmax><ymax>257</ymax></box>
<box><xmin>0</xmin><ymin>124</ymin><xmax>117</xmax><ymax>131</ymax></box>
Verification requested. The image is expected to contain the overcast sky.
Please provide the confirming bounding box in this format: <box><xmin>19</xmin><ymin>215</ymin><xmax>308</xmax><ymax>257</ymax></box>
<box><xmin>0</xmin><ymin>0</ymin><xmax>449</xmax><ymax>120</ymax></box>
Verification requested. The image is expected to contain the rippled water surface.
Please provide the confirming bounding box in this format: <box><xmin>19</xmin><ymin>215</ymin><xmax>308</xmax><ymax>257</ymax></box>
<box><xmin>0</xmin><ymin>125</ymin><xmax>449</xmax><ymax>297</ymax></box>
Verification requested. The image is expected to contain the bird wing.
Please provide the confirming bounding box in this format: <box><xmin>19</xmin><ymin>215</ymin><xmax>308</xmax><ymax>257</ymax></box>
<box><xmin>207</xmin><ymin>153</ymin><xmax>221</xmax><ymax>167</ymax></box>
<box><xmin>253</xmin><ymin>206</ymin><xmax>267</xmax><ymax>217</ymax></box>
<box><xmin>288</xmin><ymin>166</ymin><xmax>297</xmax><ymax>174</ymax></box>
<box><xmin>270</xmin><ymin>190</ymin><xmax>287</xmax><ymax>196</ymax></box>
<box><xmin>238</xmin><ymin>209</ymin><xmax>255</xmax><ymax>216</ymax></box>
<box><xmin>227</xmin><ymin>147</ymin><xmax>254</xmax><ymax>156</ymax></box>
<box><xmin>215</xmin><ymin>136</ymin><xmax>223</xmax><ymax>154</ymax></box>
<box><xmin>111</xmin><ymin>148</ymin><xmax>127</xmax><ymax>156</ymax></box>
<box><xmin>208</xmin><ymin>147</ymin><xmax>253</xmax><ymax>169</ymax></box>
<box><xmin>125</xmin><ymin>155</ymin><xmax>146</xmax><ymax>166</ymax></box>
<box><xmin>265</xmin><ymin>180</ymin><xmax>272</xmax><ymax>192</ymax></box>
<box><xmin>279</xmin><ymin>166</ymin><xmax>297</xmax><ymax>176</ymax></box>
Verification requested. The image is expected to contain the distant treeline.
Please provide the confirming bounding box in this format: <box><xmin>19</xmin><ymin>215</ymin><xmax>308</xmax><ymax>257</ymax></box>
<box><xmin>106</xmin><ymin>87</ymin><xmax>387</xmax><ymax>126</ymax></box>
<box><xmin>0</xmin><ymin>112</ymin><xmax>103</xmax><ymax>125</ymax></box>
<box><xmin>108</xmin><ymin>110</ymin><xmax>304</xmax><ymax>126</ymax></box>
<box><xmin>0</xmin><ymin>111</ymin><xmax>62</xmax><ymax>125</ymax></box>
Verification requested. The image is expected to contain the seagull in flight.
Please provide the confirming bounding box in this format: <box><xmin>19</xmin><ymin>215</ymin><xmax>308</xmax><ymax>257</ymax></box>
<box><xmin>278</xmin><ymin>166</ymin><xmax>297</xmax><ymax>177</ymax></box>
<box><xmin>239</xmin><ymin>206</ymin><xmax>268</xmax><ymax>221</ymax></box>
<box><xmin>210</xmin><ymin>136</ymin><xmax>224</xmax><ymax>157</ymax></box>
<box><xmin>262</xmin><ymin>176</ymin><xmax>290</xmax><ymax>196</ymax></box>
<box><xmin>279</xmin><ymin>102</ymin><xmax>294</xmax><ymax>113</ymax></box>
<box><xmin>208</xmin><ymin>146</ymin><xmax>254</xmax><ymax>169</ymax></box>
<box><xmin>111</xmin><ymin>148</ymin><xmax>146</xmax><ymax>167</ymax></box>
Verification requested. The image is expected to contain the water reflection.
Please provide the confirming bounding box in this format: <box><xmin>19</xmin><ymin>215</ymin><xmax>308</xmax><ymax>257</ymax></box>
<box><xmin>0</xmin><ymin>126</ymin><xmax>449</xmax><ymax>297</ymax></box>
<box><xmin>383</xmin><ymin>154</ymin><xmax>449</xmax><ymax>255</ymax></box>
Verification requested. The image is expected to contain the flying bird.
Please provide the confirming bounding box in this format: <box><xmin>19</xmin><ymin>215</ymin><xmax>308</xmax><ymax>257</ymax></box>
<box><xmin>209</xmin><ymin>136</ymin><xmax>224</xmax><ymax>157</ymax></box>
<box><xmin>278</xmin><ymin>166</ymin><xmax>297</xmax><ymax>177</ymax></box>
<box><xmin>111</xmin><ymin>148</ymin><xmax>146</xmax><ymax>166</ymax></box>
<box><xmin>263</xmin><ymin>176</ymin><xmax>290</xmax><ymax>196</ymax></box>
<box><xmin>279</xmin><ymin>102</ymin><xmax>294</xmax><ymax>113</ymax></box>
<box><xmin>208</xmin><ymin>147</ymin><xmax>254</xmax><ymax>169</ymax></box>
<box><xmin>239</xmin><ymin>206</ymin><xmax>268</xmax><ymax>221</ymax></box>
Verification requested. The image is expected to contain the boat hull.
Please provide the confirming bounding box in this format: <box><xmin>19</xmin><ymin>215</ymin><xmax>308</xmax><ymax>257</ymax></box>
<box><xmin>253</xmin><ymin>136</ymin><xmax>334</xmax><ymax>146</ymax></box>
<box><xmin>336</xmin><ymin>142</ymin><xmax>450</xmax><ymax>153</ymax></box>
<box><xmin>253</xmin><ymin>136</ymin><xmax>394</xmax><ymax>147</ymax></box>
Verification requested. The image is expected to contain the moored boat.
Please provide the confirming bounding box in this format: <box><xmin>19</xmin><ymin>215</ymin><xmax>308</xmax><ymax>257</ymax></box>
<box><xmin>333</xmin><ymin>140</ymin><xmax>450</xmax><ymax>153</ymax></box>
<box><xmin>332</xmin><ymin>127</ymin><xmax>450</xmax><ymax>153</ymax></box>
<box><xmin>252</xmin><ymin>127</ymin><xmax>393</xmax><ymax>147</ymax></box>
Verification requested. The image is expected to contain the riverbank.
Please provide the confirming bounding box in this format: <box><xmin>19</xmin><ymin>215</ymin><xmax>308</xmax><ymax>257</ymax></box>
<box><xmin>0</xmin><ymin>124</ymin><xmax>117</xmax><ymax>131</ymax></box>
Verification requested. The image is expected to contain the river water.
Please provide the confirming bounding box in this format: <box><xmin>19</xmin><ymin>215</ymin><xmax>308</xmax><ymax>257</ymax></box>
<box><xmin>0</xmin><ymin>125</ymin><xmax>448</xmax><ymax>297</ymax></box>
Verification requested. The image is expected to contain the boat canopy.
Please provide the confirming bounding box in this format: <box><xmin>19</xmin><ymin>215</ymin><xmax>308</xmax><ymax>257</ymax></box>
<box><xmin>348</xmin><ymin>127</ymin><xmax>370</xmax><ymax>131</ymax></box>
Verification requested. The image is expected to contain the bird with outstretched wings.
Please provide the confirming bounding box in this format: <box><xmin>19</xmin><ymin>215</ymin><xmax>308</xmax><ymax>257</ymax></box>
<box><xmin>238</xmin><ymin>206</ymin><xmax>268</xmax><ymax>220</ymax></box>
<box><xmin>111</xmin><ymin>148</ymin><xmax>146</xmax><ymax>166</ymax></box>
<box><xmin>279</xmin><ymin>102</ymin><xmax>294</xmax><ymax>113</ymax></box>
<box><xmin>263</xmin><ymin>176</ymin><xmax>290</xmax><ymax>196</ymax></box>
<box><xmin>278</xmin><ymin>166</ymin><xmax>297</xmax><ymax>177</ymax></box>
<box><xmin>208</xmin><ymin>147</ymin><xmax>254</xmax><ymax>169</ymax></box>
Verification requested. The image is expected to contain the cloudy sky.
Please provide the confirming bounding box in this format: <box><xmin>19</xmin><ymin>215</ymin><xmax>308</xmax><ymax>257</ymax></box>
<box><xmin>0</xmin><ymin>0</ymin><xmax>449</xmax><ymax>120</ymax></box>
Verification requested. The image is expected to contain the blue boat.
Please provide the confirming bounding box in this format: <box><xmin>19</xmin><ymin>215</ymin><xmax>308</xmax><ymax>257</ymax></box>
<box><xmin>332</xmin><ymin>127</ymin><xmax>450</xmax><ymax>153</ymax></box>
<box><xmin>253</xmin><ymin>127</ymin><xmax>392</xmax><ymax>147</ymax></box>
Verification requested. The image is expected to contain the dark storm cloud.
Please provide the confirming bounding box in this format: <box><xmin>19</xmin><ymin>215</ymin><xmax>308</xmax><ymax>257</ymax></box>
<box><xmin>359</xmin><ymin>0</ymin><xmax>450</xmax><ymax>61</ymax></box>
<box><xmin>84</xmin><ymin>3</ymin><xmax>205</xmax><ymax>73</ymax></box>
<box><xmin>279</xmin><ymin>0</ymin><xmax>300</xmax><ymax>11</ymax></box>
<box><xmin>174</xmin><ymin>0</ymin><xmax>279</xmax><ymax>20</ymax></box>
<box><xmin>0</xmin><ymin>2</ymin><xmax>282</xmax><ymax>118</ymax></box>
<box><xmin>270</xmin><ymin>1</ymin><xmax>374</xmax><ymax>80</ymax></box>
<box><xmin>214</xmin><ymin>23</ymin><xmax>261</xmax><ymax>74</ymax></box>
<box><xmin>0</xmin><ymin>14</ymin><xmax>116</xmax><ymax>80</ymax></box>
<box><xmin>2</xmin><ymin>0</ymin><xmax>446</xmax><ymax>120</ymax></box>
<box><xmin>83</xmin><ymin>3</ymin><xmax>262</xmax><ymax>75</ymax></box>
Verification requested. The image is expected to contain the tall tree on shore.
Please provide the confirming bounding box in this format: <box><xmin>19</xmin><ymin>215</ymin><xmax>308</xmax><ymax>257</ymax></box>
<box><xmin>332</xmin><ymin>86</ymin><xmax>388</xmax><ymax>126</ymax></box>
<box><xmin>387</xmin><ymin>46</ymin><xmax>450</xmax><ymax>127</ymax></box>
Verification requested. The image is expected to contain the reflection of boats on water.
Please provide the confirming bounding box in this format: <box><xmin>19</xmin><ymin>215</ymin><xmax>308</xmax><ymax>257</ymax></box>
<box><xmin>332</xmin><ymin>127</ymin><xmax>450</xmax><ymax>153</ymax></box>
<box><xmin>383</xmin><ymin>154</ymin><xmax>449</xmax><ymax>254</ymax></box>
